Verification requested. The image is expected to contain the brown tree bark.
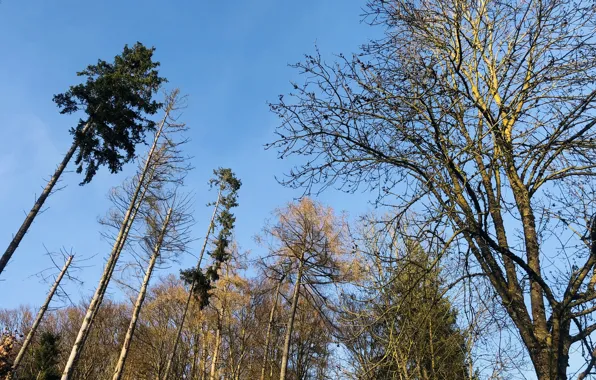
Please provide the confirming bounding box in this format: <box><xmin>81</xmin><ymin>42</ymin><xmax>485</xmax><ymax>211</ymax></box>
<box><xmin>279</xmin><ymin>259</ymin><xmax>304</xmax><ymax>380</ymax></box>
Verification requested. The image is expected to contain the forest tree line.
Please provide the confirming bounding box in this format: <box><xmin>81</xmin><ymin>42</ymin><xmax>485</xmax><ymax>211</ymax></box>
<box><xmin>3</xmin><ymin>0</ymin><xmax>596</xmax><ymax>378</ymax></box>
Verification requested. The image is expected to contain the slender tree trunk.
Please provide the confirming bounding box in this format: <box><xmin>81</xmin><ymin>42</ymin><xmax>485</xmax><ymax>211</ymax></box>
<box><xmin>162</xmin><ymin>191</ymin><xmax>221</xmax><ymax>380</ymax></box>
<box><xmin>0</xmin><ymin>124</ymin><xmax>91</xmax><ymax>277</ymax></box>
<box><xmin>233</xmin><ymin>326</ymin><xmax>246</xmax><ymax>380</ymax></box>
<box><xmin>190</xmin><ymin>327</ymin><xmax>200</xmax><ymax>380</ymax></box>
<box><xmin>279</xmin><ymin>259</ymin><xmax>304</xmax><ymax>380</ymax></box>
<box><xmin>199</xmin><ymin>324</ymin><xmax>208</xmax><ymax>380</ymax></box>
<box><xmin>260</xmin><ymin>277</ymin><xmax>284</xmax><ymax>380</ymax></box>
<box><xmin>269</xmin><ymin>361</ymin><xmax>274</xmax><ymax>380</ymax></box>
<box><xmin>11</xmin><ymin>255</ymin><xmax>74</xmax><ymax>375</ymax></box>
<box><xmin>428</xmin><ymin>317</ymin><xmax>436</xmax><ymax>379</ymax></box>
<box><xmin>112</xmin><ymin>208</ymin><xmax>173</xmax><ymax>380</ymax></box>
<box><xmin>61</xmin><ymin>109</ymin><xmax>171</xmax><ymax>380</ymax></box>
<box><xmin>209</xmin><ymin>317</ymin><xmax>222</xmax><ymax>380</ymax></box>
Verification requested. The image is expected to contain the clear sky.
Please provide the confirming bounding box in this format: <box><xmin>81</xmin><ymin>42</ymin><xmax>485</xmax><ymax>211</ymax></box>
<box><xmin>0</xmin><ymin>1</ymin><xmax>379</xmax><ymax>307</ymax></box>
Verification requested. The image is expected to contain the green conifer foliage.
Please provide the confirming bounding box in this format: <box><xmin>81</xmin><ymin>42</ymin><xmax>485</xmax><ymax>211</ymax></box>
<box><xmin>180</xmin><ymin>168</ymin><xmax>241</xmax><ymax>309</ymax></box>
<box><xmin>31</xmin><ymin>332</ymin><xmax>61</xmax><ymax>380</ymax></box>
<box><xmin>53</xmin><ymin>42</ymin><xmax>167</xmax><ymax>184</ymax></box>
<box><xmin>343</xmin><ymin>237</ymin><xmax>477</xmax><ymax>379</ymax></box>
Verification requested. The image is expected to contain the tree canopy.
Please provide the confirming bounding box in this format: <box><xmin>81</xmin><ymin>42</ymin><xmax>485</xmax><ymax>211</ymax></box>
<box><xmin>53</xmin><ymin>42</ymin><xmax>167</xmax><ymax>184</ymax></box>
<box><xmin>269</xmin><ymin>0</ymin><xmax>596</xmax><ymax>378</ymax></box>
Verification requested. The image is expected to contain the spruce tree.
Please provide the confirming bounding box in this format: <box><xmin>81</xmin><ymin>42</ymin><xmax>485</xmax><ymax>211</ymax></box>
<box><xmin>163</xmin><ymin>168</ymin><xmax>240</xmax><ymax>380</ymax></box>
<box><xmin>342</xmin><ymin>234</ymin><xmax>476</xmax><ymax>379</ymax></box>
<box><xmin>0</xmin><ymin>42</ymin><xmax>166</xmax><ymax>276</ymax></box>
<box><xmin>30</xmin><ymin>332</ymin><xmax>61</xmax><ymax>380</ymax></box>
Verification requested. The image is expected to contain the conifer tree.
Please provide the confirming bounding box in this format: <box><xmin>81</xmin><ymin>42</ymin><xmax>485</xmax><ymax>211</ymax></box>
<box><xmin>0</xmin><ymin>43</ymin><xmax>166</xmax><ymax>277</ymax></box>
<box><xmin>30</xmin><ymin>332</ymin><xmax>61</xmax><ymax>380</ymax></box>
<box><xmin>341</xmin><ymin>225</ymin><xmax>476</xmax><ymax>379</ymax></box>
<box><xmin>163</xmin><ymin>168</ymin><xmax>241</xmax><ymax>380</ymax></box>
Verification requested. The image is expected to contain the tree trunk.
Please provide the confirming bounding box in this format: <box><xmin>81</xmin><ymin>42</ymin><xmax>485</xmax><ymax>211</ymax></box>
<box><xmin>260</xmin><ymin>278</ymin><xmax>283</xmax><ymax>380</ymax></box>
<box><xmin>112</xmin><ymin>208</ymin><xmax>173</xmax><ymax>380</ymax></box>
<box><xmin>233</xmin><ymin>326</ymin><xmax>246</xmax><ymax>380</ymax></box>
<box><xmin>199</xmin><ymin>324</ymin><xmax>208</xmax><ymax>380</ymax></box>
<box><xmin>190</xmin><ymin>327</ymin><xmax>200</xmax><ymax>380</ymax></box>
<box><xmin>428</xmin><ymin>317</ymin><xmax>436</xmax><ymax>379</ymax></box>
<box><xmin>0</xmin><ymin>123</ymin><xmax>91</xmax><ymax>277</ymax></box>
<box><xmin>209</xmin><ymin>317</ymin><xmax>222</xmax><ymax>380</ymax></box>
<box><xmin>61</xmin><ymin>109</ymin><xmax>170</xmax><ymax>380</ymax></box>
<box><xmin>279</xmin><ymin>260</ymin><xmax>304</xmax><ymax>380</ymax></box>
<box><xmin>11</xmin><ymin>255</ymin><xmax>74</xmax><ymax>374</ymax></box>
<box><xmin>162</xmin><ymin>191</ymin><xmax>221</xmax><ymax>380</ymax></box>
<box><xmin>530</xmin><ymin>339</ymin><xmax>570</xmax><ymax>380</ymax></box>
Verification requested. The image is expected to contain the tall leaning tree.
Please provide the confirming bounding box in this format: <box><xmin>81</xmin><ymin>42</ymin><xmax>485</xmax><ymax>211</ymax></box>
<box><xmin>268</xmin><ymin>0</ymin><xmax>596</xmax><ymax>378</ymax></box>
<box><xmin>61</xmin><ymin>91</ymin><xmax>181</xmax><ymax>380</ymax></box>
<box><xmin>111</xmin><ymin>107</ymin><xmax>193</xmax><ymax>379</ymax></box>
<box><xmin>0</xmin><ymin>42</ymin><xmax>166</xmax><ymax>277</ymax></box>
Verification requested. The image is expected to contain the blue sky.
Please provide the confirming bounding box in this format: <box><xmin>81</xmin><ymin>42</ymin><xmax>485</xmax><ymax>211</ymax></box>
<box><xmin>0</xmin><ymin>1</ymin><xmax>379</xmax><ymax>307</ymax></box>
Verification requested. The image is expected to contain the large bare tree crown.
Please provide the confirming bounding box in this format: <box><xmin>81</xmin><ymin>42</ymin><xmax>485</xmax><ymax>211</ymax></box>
<box><xmin>268</xmin><ymin>0</ymin><xmax>596</xmax><ymax>378</ymax></box>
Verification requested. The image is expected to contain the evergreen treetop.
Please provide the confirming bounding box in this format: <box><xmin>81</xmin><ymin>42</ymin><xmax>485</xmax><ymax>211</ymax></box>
<box><xmin>53</xmin><ymin>42</ymin><xmax>167</xmax><ymax>184</ymax></box>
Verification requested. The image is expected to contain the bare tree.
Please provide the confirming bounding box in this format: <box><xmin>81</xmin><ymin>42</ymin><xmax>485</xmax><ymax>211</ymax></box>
<box><xmin>10</xmin><ymin>254</ymin><xmax>73</xmax><ymax>375</ymax></box>
<box><xmin>259</xmin><ymin>198</ymin><xmax>345</xmax><ymax>380</ymax></box>
<box><xmin>112</xmin><ymin>156</ymin><xmax>194</xmax><ymax>379</ymax></box>
<box><xmin>268</xmin><ymin>0</ymin><xmax>596</xmax><ymax>377</ymax></box>
<box><xmin>61</xmin><ymin>90</ymin><xmax>185</xmax><ymax>379</ymax></box>
<box><xmin>113</xmin><ymin>193</ymin><xmax>191</xmax><ymax>380</ymax></box>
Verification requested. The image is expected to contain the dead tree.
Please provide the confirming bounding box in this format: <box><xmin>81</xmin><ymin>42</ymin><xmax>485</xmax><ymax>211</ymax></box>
<box><xmin>61</xmin><ymin>90</ymin><xmax>184</xmax><ymax>379</ymax></box>
<box><xmin>111</xmin><ymin>208</ymin><xmax>172</xmax><ymax>380</ymax></box>
<box><xmin>11</xmin><ymin>254</ymin><xmax>73</xmax><ymax>374</ymax></box>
